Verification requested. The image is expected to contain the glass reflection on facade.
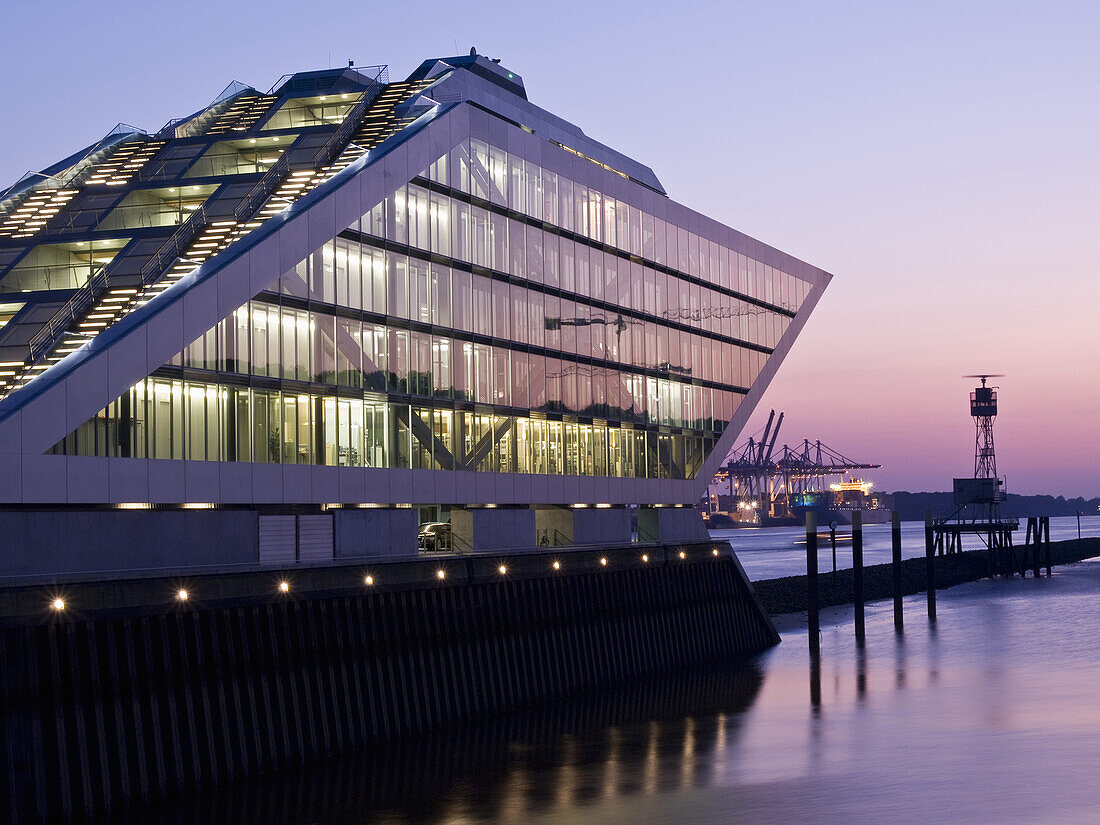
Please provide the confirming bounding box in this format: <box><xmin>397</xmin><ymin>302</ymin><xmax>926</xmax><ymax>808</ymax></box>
<box><xmin>54</xmin><ymin>136</ymin><xmax>808</xmax><ymax>482</ymax></box>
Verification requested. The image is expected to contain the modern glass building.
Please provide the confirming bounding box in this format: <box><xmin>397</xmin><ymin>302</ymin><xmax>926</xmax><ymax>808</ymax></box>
<box><xmin>0</xmin><ymin>54</ymin><xmax>830</xmax><ymax>572</ymax></box>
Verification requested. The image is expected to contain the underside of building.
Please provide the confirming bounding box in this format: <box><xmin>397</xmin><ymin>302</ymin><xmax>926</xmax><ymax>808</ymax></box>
<box><xmin>0</xmin><ymin>54</ymin><xmax>830</xmax><ymax>576</ymax></box>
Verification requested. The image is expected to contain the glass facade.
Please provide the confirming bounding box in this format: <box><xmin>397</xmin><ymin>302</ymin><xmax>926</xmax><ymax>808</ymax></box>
<box><xmin>53</xmin><ymin>136</ymin><xmax>811</xmax><ymax>483</ymax></box>
<box><xmin>0</xmin><ymin>239</ymin><xmax>130</xmax><ymax>293</ymax></box>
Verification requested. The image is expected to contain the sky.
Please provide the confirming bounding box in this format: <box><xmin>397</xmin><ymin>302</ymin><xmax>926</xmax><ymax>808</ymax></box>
<box><xmin>2</xmin><ymin>1</ymin><xmax>1097</xmax><ymax>496</ymax></box>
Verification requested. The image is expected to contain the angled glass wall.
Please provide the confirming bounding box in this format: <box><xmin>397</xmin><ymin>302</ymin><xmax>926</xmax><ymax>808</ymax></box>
<box><xmin>261</xmin><ymin>93</ymin><xmax>364</xmax><ymax>130</ymax></box>
<box><xmin>0</xmin><ymin>239</ymin><xmax>130</xmax><ymax>293</ymax></box>
<box><xmin>183</xmin><ymin>136</ymin><xmax>291</xmax><ymax>179</ymax></box>
<box><xmin>52</xmin><ymin>134</ymin><xmax>812</xmax><ymax>484</ymax></box>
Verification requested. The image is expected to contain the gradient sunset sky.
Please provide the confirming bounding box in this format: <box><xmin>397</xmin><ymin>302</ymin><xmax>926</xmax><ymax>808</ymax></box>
<box><xmin>3</xmin><ymin>1</ymin><xmax>1096</xmax><ymax>496</ymax></box>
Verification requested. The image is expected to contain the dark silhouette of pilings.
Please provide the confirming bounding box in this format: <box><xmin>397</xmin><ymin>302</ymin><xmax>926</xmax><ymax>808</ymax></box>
<box><xmin>891</xmin><ymin>512</ymin><xmax>903</xmax><ymax>631</ymax></box>
<box><xmin>925</xmin><ymin>510</ymin><xmax>937</xmax><ymax>622</ymax></box>
<box><xmin>853</xmin><ymin>511</ymin><xmax>865</xmax><ymax>644</ymax></box>
<box><xmin>806</xmin><ymin>511</ymin><xmax>819</xmax><ymax>656</ymax></box>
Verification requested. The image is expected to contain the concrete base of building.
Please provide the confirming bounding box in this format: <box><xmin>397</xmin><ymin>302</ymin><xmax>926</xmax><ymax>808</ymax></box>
<box><xmin>0</xmin><ymin>509</ymin><xmax>260</xmax><ymax>578</ymax></box>
<box><xmin>0</xmin><ymin>542</ymin><xmax>778</xmax><ymax>824</ymax></box>
<box><xmin>0</xmin><ymin>504</ymin><xmax>709</xmax><ymax>581</ymax></box>
<box><xmin>0</xmin><ymin>506</ymin><xmax>420</xmax><ymax>580</ymax></box>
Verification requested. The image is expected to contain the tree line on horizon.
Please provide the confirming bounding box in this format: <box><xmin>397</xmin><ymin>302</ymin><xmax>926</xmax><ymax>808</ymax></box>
<box><xmin>885</xmin><ymin>491</ymin><xmax>1100</xmax><ymax>521</ymax></box>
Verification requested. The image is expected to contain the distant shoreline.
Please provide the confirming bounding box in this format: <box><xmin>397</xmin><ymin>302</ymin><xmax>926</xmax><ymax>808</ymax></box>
<box><xmin>884</xmin><ymin>492</ymin><xmax>1100</xmax><ymax>521</ymax></box>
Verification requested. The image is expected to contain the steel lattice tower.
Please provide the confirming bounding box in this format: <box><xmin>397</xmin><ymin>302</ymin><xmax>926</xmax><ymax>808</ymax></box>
<box><xmin>970</xmin><ymin>376</ymin><xmax>998</xmax><ymax>479</ymax></box>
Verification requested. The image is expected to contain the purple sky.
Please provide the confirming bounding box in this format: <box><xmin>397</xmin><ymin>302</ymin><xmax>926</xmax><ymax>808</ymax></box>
<box><xmin>3</xmin><ymin>2</ymin><xmax>1097</xmax><ymax>496</ymax></box>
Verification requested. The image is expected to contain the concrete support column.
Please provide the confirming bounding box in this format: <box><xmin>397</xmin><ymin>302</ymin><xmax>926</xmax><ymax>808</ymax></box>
<box><xmin>571</xmin><ymin>506</ymin><xmax>631</xmax><ymax>545</ymax></box>
<box><xmin>637</xmin><ymin>506</ymin><xmax>709</xmax><ymax>543</ymax></box>
<box><xmin>333</xmin><ymin>508</ymin><xmax>419</xmax><ymax>559</ymax></box>
<box><xmin>451</xmin><ymin>507</ymin><xmax>536</xmax><ymax>553</ymax></box>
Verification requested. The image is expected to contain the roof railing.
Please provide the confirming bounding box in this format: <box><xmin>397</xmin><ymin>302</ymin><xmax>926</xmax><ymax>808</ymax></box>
<box><xmin>266</xmin><ymin>64</ymin><xmax>388</xmax><ymax>96</ymax></box>
<box><xmin>164</xmin><ymin>87</ymin><xmax>257</xmax><ymax>140</ymax></box>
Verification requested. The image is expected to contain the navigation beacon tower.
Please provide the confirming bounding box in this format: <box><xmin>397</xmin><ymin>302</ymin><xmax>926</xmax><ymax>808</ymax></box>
<box><xmin>968</xmin><ymin>374</ymin><xmax>1000</xmax><ymax>480</ymax></box>
<box><xmin>951</xmin><ymin>373</ymin><xmax>1008</xmax><ymax>517</ymax></box>
<box><xmin>934</xmin><ymin>375</ymin><xmax>1018</xmax><ymax>561</ymax></box>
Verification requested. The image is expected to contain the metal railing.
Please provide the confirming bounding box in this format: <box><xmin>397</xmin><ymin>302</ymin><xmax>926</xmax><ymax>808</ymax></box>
<box><xmin>311</xmin><ymin>70</ymin><xmax>387</xmax><ymax>168</ymax></box>
<box><xmin>231</xmin><ymin>70</ymin><xmax>386</xmax><ymax>224</ymax></box>
<box><xmin>266</xmin><ymin>64</ymin><xmax>388</xmax><ymax>96</ymax></box>
<box><xmin>231</xmin><ymin>143</ymin><xmax>296</xmax><ymax>223</ymax></box>
<box><xmin>1</xmin><ymin>126</ymin><xmax>143</xmax><ymax>208</ymax></box>
<box><xmin>137</xmin><ymin>200</ymin><xmax>214</xmax><ymax>285</ymax></box>
<box><xmin>26</xmin><ymin>196</ymin><xmax>216</xmax><ymax>363</ymax></box>
<box><xmin>160</xmin><ymin>87</ymin><xmax>251</xmax><ymax>139</ymax></box>
<box><xmin>26</xmin><ymin>266</ymin><xmax>110</xmax><ymax>361</ymax></box>
<box><xmin>23</xmin><ymin>69</ymin><xmax>389</xmax><ymax>369</ymax></box>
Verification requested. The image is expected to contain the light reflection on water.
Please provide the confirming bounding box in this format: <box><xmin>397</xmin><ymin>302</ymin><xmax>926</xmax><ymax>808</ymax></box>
<box><xmin>115</xmin><ymin>559</ymin><xmax>1100</xmax><ymax>825</ymax></box>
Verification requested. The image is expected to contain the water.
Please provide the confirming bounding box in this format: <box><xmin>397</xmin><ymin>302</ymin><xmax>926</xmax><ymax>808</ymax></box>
<box><xmin>118</xmin><ymin>553</ymin><xmax>1100</xmax><ymax>825</ymax></box>
<box><xmin>715</xmin><ymin>513</ymin><xmax>1100</xmax><ymax>581</ymax></box>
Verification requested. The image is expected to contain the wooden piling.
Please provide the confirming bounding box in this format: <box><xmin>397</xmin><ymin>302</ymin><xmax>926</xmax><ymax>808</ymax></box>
<box><xmin>925</xmin><ymin>510</ymin><xmax>937</xmax><ymax>622</ymax></box>
<box><xmin>853</xmin><ymin>511</ymin><xmax>865</xmax><ymax>645</ymax></box>
<box><xmin>830</xmin><ymin>521</ymin><xmax>838</xmax><ymax>599</ymax></box>
<box><xmin>810</xmin><ymin>652</ymin><xmax>822</xmax><ymax>710</ymax></box>
<box><xmin>1031</xmin><ymin>518</ymin><xmax>1041</xmax><ymax>578</ymax></box>
<box><xmin>1043</xmin><ymin>516</ymin><xmax>1052</xmax><ymax>576</ymax></box>
<box><xmin>806</xmin><ymin>511</ymin><xmax>819</xmax><ymax>655</ymax></box>
<box><xmin>891</xmin><ymin>512</ymin><xmax>903</xmax><ymax>631</ymax></box>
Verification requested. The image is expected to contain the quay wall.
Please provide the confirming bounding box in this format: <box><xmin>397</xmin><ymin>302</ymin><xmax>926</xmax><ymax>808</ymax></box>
<box><xmin>0</xmin><ymin>542</ymin><xmax>777</xmax><ymax>824</ymax></box>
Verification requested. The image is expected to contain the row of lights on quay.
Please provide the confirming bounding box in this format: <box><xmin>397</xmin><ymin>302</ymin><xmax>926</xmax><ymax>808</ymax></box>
<box><xmin>48</xmin><ymin>548</ymin><xmax>722</xmax><ymax>613</ymax></box>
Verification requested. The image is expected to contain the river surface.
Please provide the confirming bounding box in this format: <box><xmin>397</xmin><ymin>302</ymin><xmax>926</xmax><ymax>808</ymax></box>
<box><xmin>119</xmin><ymin>551</ymin><xmax>1100</xmax><ymax>825</ymax></box>
<box><xmin>715</xmin><ymin>513</ymin><xmax>1100</xmax><ymax>581</ymax></box>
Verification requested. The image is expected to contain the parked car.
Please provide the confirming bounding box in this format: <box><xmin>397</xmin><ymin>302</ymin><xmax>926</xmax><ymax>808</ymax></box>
<box><xmin>418</xmin><ymin>522</ymin><xmax>452</xmax><ymax>552</ymax></box>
